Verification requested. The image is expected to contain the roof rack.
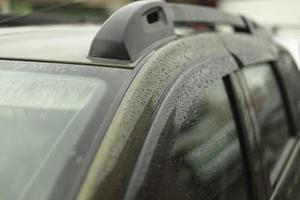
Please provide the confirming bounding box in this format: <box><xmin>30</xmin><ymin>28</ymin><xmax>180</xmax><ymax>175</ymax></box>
<box><xmin>88</xmin><ymin>0</ymin><xmax>264</xmax><ymax>62</ymax></box>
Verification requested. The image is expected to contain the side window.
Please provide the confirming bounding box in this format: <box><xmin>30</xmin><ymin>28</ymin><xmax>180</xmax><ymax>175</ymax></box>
<box><xmin>241</xmin><ymin>63</ymin><xmax>290</xmax><ymax>182</ymax></box>
<box><xmin>275</xmin><ymin>51</ymin><xmax>300</xmax><ymax>124</ymax></box>
<box><xmin>128</xmin><ymin>80</ymin><xmax>250</xmax><ymax>200</ymax></box>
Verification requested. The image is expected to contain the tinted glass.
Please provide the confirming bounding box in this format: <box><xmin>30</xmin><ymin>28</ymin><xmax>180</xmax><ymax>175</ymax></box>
<box><xmin>0</xmin><ymin>60</ymin><xmax>131</xmax><ymax>200</ymax></box>
<box><xmin>0</xmin><ymin>70</ymin><xmax>106</xmax><ymax>200</ymax></box>
<box><xmin>242</xmin><ymin>63</ymin><xmax>289</xmax><ymax>177</ymax></box>
<box><xmin>276</xmin><ymin>51</ymin><xmax>300</xmax><ymax>123</ymax></box>
<box><xmin>134</xmin><ymin>80</ymin><xmax>249</xmax><ymax>200</ymax></box>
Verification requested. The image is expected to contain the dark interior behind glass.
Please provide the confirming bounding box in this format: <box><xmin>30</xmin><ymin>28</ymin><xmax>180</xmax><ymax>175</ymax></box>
<box><xmin>133</xmin><ymin>80</ymin><xmax>250</xmax><ymax>200</ymax></box>
<box><xmin>241</xmin><ymin>63</ymin><xmax>290</xmax><ymax>182</ymax></box>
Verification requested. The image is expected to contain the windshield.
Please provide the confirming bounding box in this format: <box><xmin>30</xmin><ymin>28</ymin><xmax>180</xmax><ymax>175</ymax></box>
<box><xmin>0</xmin><ymin>60</ymin><xmax>132</xmax><ymax>200</ymax></box>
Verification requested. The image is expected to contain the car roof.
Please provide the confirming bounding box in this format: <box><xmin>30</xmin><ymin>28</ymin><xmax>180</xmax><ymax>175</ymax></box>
<box><xmin>0</xmin><ymin>25</ymin><xmax>135</xmax><ymax>68</ymax></box>
<box><xmin>0</xmin><ymin>1</ymin><xmax>268</xmax><ymax>70</ymax></box>
<box><xmin>0</xmin><ymin>1</ymin><xmax>251</xmax><ymax>68</ymax></box>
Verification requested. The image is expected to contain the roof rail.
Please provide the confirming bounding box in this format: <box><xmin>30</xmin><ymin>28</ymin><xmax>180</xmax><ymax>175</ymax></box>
<box><xmin>88</xmin><ymin>1</ymin><xmax>263</xmax><ymax>62</ymax></box>
<box><xmin>169</xmin><ymin>3</ymin><xmax>246</xmax><ymax>29</ymax></box>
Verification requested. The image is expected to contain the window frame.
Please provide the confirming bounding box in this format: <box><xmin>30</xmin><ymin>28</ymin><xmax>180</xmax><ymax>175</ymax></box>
<box><xmin>269</xmin><ymin>51</ymin><xmax>300</xmax><ymax>200</ymax></box>
<box><xmin>226</xmin><ymin>72</ymin><xmax>269</xmax><ymax>200</ymax></box>
<box><xmin>272</xmin><ymin>49</ymin><xmax>300</xmax><ymax>135</ymax></box>
<box><xmin>237</xmin><ymin>60</ymin><xmax>297</xmax><ymax>195</ymax></box>
<box><xmin>123</xmin><ymin>61</ymin><xmax>252</xmax><ymax>200</ymax></box>
<box><xmin>219</xmin><ymin>33</ymin><xmax>300</xmax><ymax>199</ymax></box>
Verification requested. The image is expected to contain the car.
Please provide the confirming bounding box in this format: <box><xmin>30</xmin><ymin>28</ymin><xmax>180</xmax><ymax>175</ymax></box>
<box><xmin>0</xmin><ymin>1</ymin><xmax>300</xmax><ymax>200</ymax></box>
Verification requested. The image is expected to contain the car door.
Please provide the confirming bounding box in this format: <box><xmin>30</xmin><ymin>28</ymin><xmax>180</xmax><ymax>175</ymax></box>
<box><xmin>123</xmin><ymin>49</ymin><xmax>252</xmax><ymax>200</ymax></box>
<box><xmin>237</xmin><ymin>61</ymin><xmax>296</xmax><ymax>199</ymax></box>
<box><xmin>76</xmin><ymin>33</ymin><xmax>242</xmax><ymax>200</ymax></box>
<box><xmin>269</xmin><ymin>49</ymin><xmax>300</xmax><ymax>200</ymax></box>
<box><xmin>223</xmin><ymin>34</ymin><xmax>300</xmax><ymax>200</ymax></box>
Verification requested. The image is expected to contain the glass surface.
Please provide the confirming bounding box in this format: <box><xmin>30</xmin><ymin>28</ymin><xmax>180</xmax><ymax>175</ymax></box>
<box><xmin>242</xmin><ymin>63</ymin><xmax>289</xmax><ymax>176</ymax></box>
<box><xmin>135</xmin><ymin>80</ymin><xmax>250</xmax><ymax>200</ymax></box>
<box><xmin>0</xmin><ymin>70</ymin><xmax>106</xmax><ymax>200</ymax></box>
<box><xmin>0</xmin><ymin>60</ymin><xmax>131</xmax><ymax>200</ymax></box>
<box><xmin>276</xmin><ymin>52</ymin><xmax>300</xmax><ymax>122</ymax></box>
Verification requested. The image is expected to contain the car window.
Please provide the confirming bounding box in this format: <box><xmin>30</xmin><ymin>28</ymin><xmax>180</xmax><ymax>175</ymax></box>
<box><xmin>275</xmin><ymin>51</ymin><xmax>300</xmax><ymax>124</ymax></box>
<box><xmin>0</xmin><ymin>70</ymin><xmax>106</xmax><ymax>200</ymax></box>
<box><xmin>0</xmin><ymin>60</ymin><xmax>131</xmax><ymax>200</ymax></box>
<box><xmin>130</xmin><ymin>80</ymin><xmax>250</xmax><ymax>200</ymax></box>
<box><xmin>241</xmin><ymin>63</ymin><xmax>290</xmax><ymax>181</ymax></box>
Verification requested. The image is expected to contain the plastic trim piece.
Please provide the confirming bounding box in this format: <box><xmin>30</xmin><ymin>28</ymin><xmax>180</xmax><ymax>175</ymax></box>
<box><xmin>88</xmin><ymin>0</ymin><xmax>175</xmax><ymax>62</ymax></box>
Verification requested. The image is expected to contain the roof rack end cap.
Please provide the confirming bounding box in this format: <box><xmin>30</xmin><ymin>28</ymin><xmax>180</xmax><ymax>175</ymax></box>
<box><xmin>88</xmin><ymin>0</ymin><xmax>175</xmax><ymax>62</ymax></box>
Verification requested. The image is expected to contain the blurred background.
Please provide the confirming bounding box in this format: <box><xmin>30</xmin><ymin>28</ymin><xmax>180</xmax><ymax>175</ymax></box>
<box><xmin>0</xmin><ymin>0</ymin><xmax>299</xmax><ymax>29</ymax></box>
<box><xmin>0</xmin><ymin>0</ymin><xmax>299</xmax><ymax>33</ymax></box>
<box><xmin>0</xmin><ymin>0</ymin><xmax>299</xmax><ymax>64</ymax></box>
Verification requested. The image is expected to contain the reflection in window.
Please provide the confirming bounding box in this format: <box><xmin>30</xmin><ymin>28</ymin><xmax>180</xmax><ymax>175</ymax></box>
<box><xmin>242</xmin><ymin>64</ymin><xmax>289</xmax><ymax>178</ymax></box>
<box><xmin>0</xmin><ymin>70</ymin><xmax>106</xmax><ymax>200</ymax></box>
<box><xmin>135</xmin><ymin>80</ymin><xmax>249</xmax><ymax>200</ymax></box>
